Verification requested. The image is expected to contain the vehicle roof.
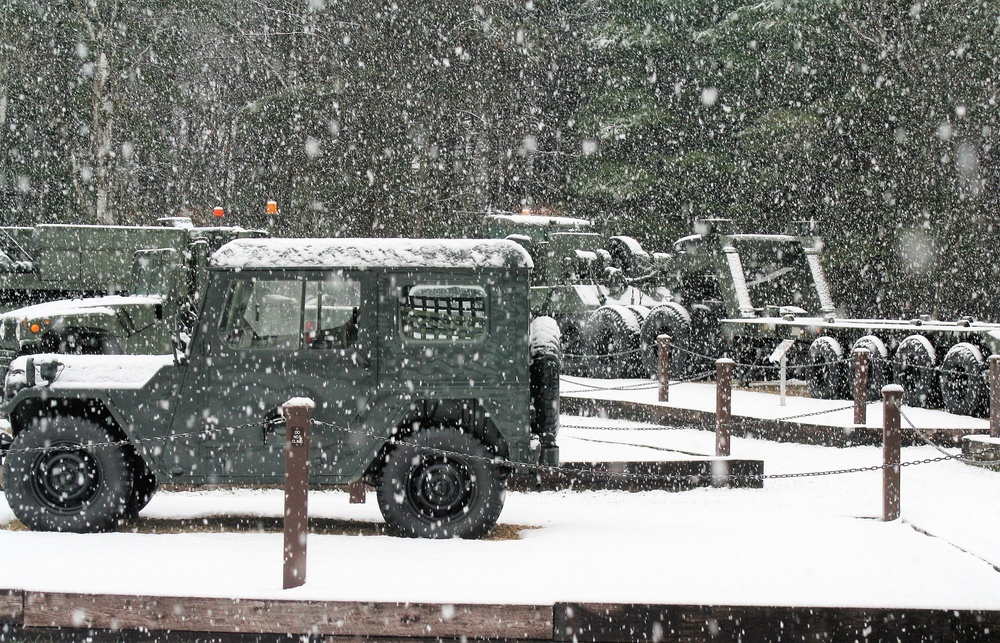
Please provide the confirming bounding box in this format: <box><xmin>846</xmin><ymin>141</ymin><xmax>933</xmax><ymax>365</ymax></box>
<box><xmin>485</xmin><ymin>213</ymin><xmax>591</xmax><ymax>228</ymax></box>
<box><xmin>210</xmin><ymin>238</ymin><xmax>534</xmax><ymax>270</ymax></box>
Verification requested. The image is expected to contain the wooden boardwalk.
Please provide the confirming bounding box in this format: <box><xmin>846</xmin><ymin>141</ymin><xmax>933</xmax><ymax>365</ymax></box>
<box><xmin>3</xmin><ymin>590</ymin><xmax>999</xmax><ymax>641</ymax></box>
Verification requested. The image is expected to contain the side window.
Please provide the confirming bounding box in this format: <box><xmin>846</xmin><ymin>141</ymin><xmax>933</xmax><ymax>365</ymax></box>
<box><xmin>400</xmin><ymin>284</ymin><xmax>487</xmax><ymax>342</ymax></box>
<box><xmin>304</xmin><ymin>273</ymin><xmax>362</xmax><ymax>349</ymax></box>
<box><xmin>220</xmin><ymin>278</ymin><xmax>303</xmax><ymax>349</ymax></box>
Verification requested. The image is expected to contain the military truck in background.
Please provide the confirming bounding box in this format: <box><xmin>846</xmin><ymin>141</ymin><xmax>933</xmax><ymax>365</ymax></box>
<box><xmin>485</xmin><ymin>211</ymin><xmax>674</xmax><ymax>376</ymax></box>
<box><xmin>492</xmin><ymin>212</ymin><xmax>1000</xmax><ymax>418</ymax></box>
<box><xmin>0</xmin><ymin>218</ymin><xmax>264</xmax><ymax>369</ymax></box>
<box><xmin>1</xmin><ymin>237</ymin><xmax>560</xmax><ymax>539</ymax></box>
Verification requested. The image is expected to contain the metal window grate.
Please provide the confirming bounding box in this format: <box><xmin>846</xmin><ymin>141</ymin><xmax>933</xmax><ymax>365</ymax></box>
<box><xmin>402</xmin><ymin>291</ymin><xmax>487</xmax><ymax>341</ymax></box>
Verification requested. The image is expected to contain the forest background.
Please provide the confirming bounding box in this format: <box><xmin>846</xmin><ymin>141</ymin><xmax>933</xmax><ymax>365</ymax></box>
<box><xmin>1</xmin><ymin>0</ymin><xmax>998</xmax><ymax>320</ymax></box>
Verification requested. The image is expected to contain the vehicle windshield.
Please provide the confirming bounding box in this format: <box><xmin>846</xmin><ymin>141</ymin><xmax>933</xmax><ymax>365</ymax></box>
<box><xmin>730</xmin><ymin>238</ymin><xmax>821</xmax><ymax>313</ymax></box>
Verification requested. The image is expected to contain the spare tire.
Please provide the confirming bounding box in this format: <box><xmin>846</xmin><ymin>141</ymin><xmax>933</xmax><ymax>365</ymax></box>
<box><xmin>939</xmin><ymin>343</ymin><xmax>989</xmax><ymax>417</ymax></box>
<box><xmin>606</xmin><ymin>236</ymin><xmax>651</xmax><ymax>278</ymax></box>
<box><xmin>808</xmin><ymin>336</ymin><xmax>849</xmax><ymax>400</ymax></box>
<box><xmin>639</xmin><ymin>303</ymin><xmax>692</xmax><ymax>379</ymax></box>
<box><xmin>588</xmin><ymin>305</ymin><xmax>642</xmax><ymax>378</ymax></box>
<box><xmin>851</xmin><ymin>335</ymin><xmax>890</xmax><ymax>402</ymax></box>
<box><xmin>892</xmin><ymin>335</ymin><xmax>941</xmax><ymax>408</ymax></box>
<box><xmin>529</xmin><ymin>316</ymin><xmax>561</xmax><ymax>463</ymax></box>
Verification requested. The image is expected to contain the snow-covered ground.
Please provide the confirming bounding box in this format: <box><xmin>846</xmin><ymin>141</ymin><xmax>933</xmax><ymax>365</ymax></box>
<box><xmin>1</xmin><ymin>378</ymin><xmax>998</xmax><ymax>610</ymax></box>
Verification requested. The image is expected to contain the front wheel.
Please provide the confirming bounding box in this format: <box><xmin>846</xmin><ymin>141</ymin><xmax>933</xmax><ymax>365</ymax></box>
<box><xmin>2</xmin><ymin>416</ymin><xmax>133</xmax><ymax>532</ymax></box>
<box><xmin>376</xmin><ymin>428</ymin><xmax>505</xmax><ymax>539</ymax></box>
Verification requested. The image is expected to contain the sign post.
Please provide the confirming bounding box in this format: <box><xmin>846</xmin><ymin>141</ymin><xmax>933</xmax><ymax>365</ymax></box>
<box><xmin>282</xmin><ymin>398</ymin><xmax>314</xmax><ymax>589</ymax></box>
<box><xmin>768</xmin><ymin>339</ymin><xmax>797</xmax><ymax>407</ymax></box>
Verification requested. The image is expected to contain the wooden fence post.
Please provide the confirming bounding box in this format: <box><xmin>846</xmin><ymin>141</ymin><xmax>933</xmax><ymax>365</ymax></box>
<box><xmin>657</xmin><ymin>335</ymin><xmax>671</xmax><ymax>402</ymax></box>
<box><xmin>348</xmin><ymin>480</ymin><xmax>367</xmax><ymax>504</ymax></box>
<box><xmin>853</xmin><ymin>347</ymin><xmax>870</xmax><ymax>426</ymax></box>
<box><xmin>283</xmin><ymin>398</ymin><xmax>314</xmax><ymax>589</ymax></box>
<box><xmin>716</xmin><ymin>358</ymin><xmax>733</xmax><ymax>458</ymax></box>
<box><xmin>882</xmin><ymin>385</ymin><xmax>903</xmax><ymax>522</ymax></box>
<box><xmin>990</xmin><ymin>355</ymin><xmax>1000</xmax><ymax>439</ymax></box>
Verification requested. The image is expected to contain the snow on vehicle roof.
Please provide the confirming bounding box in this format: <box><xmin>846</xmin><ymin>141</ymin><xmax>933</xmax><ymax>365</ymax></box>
<box><xmin>0</xmin><ymin>295</ymin><xmax>165</xmax><ymax>322</ymax></box>
<box><xmin>210</xmin><ymin>238</ymin><xmax>533</xmax><ymax>270</ymax></box>
<box><xmin>485</xmin><ymin>213</ymin><xmax>591</xmax><ymax>227</ymax></box>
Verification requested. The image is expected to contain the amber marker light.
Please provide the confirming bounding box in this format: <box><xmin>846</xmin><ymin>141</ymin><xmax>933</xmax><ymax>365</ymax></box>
<box><xmin>266</xmin><ymin>200</ymin><xmax>278</xmax><ymax>215</ymax></box>
<box><xmin>213</xmin><ymin>206</ymin><xmax>225</xmax><ymax>218</ymax></box>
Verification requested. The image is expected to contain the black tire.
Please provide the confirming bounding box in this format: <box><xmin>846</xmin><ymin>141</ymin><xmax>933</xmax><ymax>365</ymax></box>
<box><xmin>639</xmin><ymin>303</ymin><xmax>692</xmax><ymax>378</ymax></box>
<box><xmin>808</xmin><ymin>336</ymin><xmax>849</xmax><ymax>400</ymax></box>
<box><xmin>2</xmin><ymin>416</ymin><xmax>133</xmax><ymax>532</ymax></box>
<box><xmin>587</xmin><ymin>305</ymin><xmax>642</xmax><ymax>378</ymax></box>
<box><xmin>892</xmin><ymin>334</ymin><xmax>942</xmax><ymax>408</ymax></box>
<box><xmin>939</xmin><ymin>343</ymin><xmax>989</xmax><ymax>417</ymax></box>
<box><xmin>625</xmin><ymin>305</ymin><xmax>650</xmax><ymax>326</ymax></box>
<box><xmin>376</xmin><ymin>428</ymin><xmax>505</xmax><ymax>539</ymax></box>
<box><xmin>606</xmin><ymin>236</ymin><xmax>650</xmax><ymax>278</ymax></box>
<box><xmin>851</xmin><ymin>335</ymin><xmax>890</xmax><ymax>402</ymax></box>
<box><xmin>558</xmin><ymin>316</ymin><xmax>588</xmax><ymax>377</ymax></box>
<box><xmin>124</xmin><ymin>451</ymin><xmax>158</xmax><ymax>519</ymax></box>
<box><xmin>529</xmin><ymin>317</ymin><xmax>561</xmax><ymax>458</ymax></box>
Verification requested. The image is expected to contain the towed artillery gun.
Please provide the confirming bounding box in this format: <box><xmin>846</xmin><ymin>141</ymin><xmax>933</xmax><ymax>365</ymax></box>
<box><xmin>485</xmin><ymin>211</ymin><xmax>674</xmax><ymax>376</ymax></box>
<box><xmin>645</xmin><ymin>219</ymin><xmax>1000</xmax><ymax>418</ymax></box>
<box><xmin>0</xmin><ymin>218</ymin><xmax>264</xmax><ymax>371</ymax></box>
<box><xmin>1</xmin><ymin>237</ymin><xmax>560</xmax><ymax>538</ymax></box>
<box><xmin>493</xmin><ymin>212</ymin><xmax>1000</xmax><ymax>418</ymax></box>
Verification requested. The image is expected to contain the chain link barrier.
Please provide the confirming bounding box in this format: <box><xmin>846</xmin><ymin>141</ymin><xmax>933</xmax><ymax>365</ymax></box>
<box><xmin>2</xmin><ymin>406</ymin><xmax>998</xmax><ymax>490</ymax></box>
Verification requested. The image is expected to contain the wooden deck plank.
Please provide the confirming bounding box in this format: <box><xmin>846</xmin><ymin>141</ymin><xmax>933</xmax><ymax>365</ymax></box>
<box><xmin>554</xmin><ymin>603</ymin><xmax>1000</xmax><ymax>642</ymax></box>
<box><xmin>0</xmin><ymin>590</ymin><xmax>23</xmax><ymax>625</ymax></box>
<box><xmin>509</xmin><ymin>459</ymin><xmax>763</xmax><ymax>492</ymax></box>
<box><xmin>561</xmin><ymin>396</ymin><xmax>978</xmax><ymax>447</ymax></box>
<box><xmin>23</xmin><ymin>593</ymin><xmax>552</xmax><ymax>639</ymax></box>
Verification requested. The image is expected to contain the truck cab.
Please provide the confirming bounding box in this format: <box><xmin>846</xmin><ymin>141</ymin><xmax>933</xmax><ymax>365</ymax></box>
<box><xmin>0</xmin><ymin>219</ymin><xmax>264</xmax><ymax>370</ymax></box>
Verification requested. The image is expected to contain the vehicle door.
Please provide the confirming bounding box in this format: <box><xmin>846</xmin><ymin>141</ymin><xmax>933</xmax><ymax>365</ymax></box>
<box><xmin>183</xmin><ymin>270</ymin><xmax>376</xmax><ymax>481</ymax></box>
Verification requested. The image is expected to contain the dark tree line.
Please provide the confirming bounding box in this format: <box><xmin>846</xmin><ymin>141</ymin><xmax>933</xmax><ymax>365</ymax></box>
<box><xmin>1</xmin><ymin>0</ymin><xmax>998</xmax><ymax>319</ymax></box>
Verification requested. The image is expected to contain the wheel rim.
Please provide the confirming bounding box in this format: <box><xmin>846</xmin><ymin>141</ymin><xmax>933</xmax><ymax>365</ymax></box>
<box><xmin>30</xmin><ymin>442</ymin><xmax>102</xmax><ymax>514</ymax></box>
<box><xmin>407</xmin><ymin>455</ymin><xmax>475</xmax><ymax>524</ymax></box>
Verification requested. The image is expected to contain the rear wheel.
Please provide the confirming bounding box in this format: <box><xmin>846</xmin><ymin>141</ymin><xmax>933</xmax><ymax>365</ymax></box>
<box><xmin>808</xmin><ymin>336</ymin><xmax>848</xmax><ymax>399</ymax></box>
<box><xmin>376</xmin><ymin>428</ymin><xmax>505</xmax><ymax>539</ymax></box>
<box><xmin>639</xmin><ymin>303</ymin><xmax>692</xmax><ymax>378</ymax></box>
<box><xmin>892</xmin><ymin>335</ymin><xmax>941</xmax><ymax>408</ymax></box>
<box><xmin>939</xmin><ymin>343</ymin><xmax>989</xmax><ymax>417</ymax></box>
<box><xmin>124</xmin><ymin>451</ymin><xmax>158</xmax><ymax>519</ymax></box>
<box><xmin>851</xmin><ymin>335</ymin><xmax>890</xmax><ymax>401</ymax></box>
<box><xmin>587</xmin><ymin>305</ymin><xmax>642</xmax><ymax>378</ymax></box>
<box><xmin>2</xmin><ymin>416</ymin><xmax>132</xmax><ymax>532</ymax></box>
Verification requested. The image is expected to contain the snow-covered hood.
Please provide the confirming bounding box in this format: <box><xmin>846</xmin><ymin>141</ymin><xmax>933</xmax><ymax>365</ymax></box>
<box><xmin>6</xmin><ymin>354</ymin><xmax>175</xmax><ymax>391</ymax></box>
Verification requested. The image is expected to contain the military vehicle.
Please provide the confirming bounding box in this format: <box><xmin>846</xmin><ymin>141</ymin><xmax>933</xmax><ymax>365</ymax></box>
<box><xmin>644</xmin><ymin>219</ymin><xmax>1000</xmax><ymax>418</ymax></box>
<box><xmin>1</xmin><ymin>237</ymin><xmax>560</xmax><ymax>539</ymax></box>
<box><xmin>485</xmin><ymin>211</ymin><xmax>673</xmax><ymax>377</ymax></box>
<box><xmin>0</xmin><ymin>219</ymin><xmax>264</xmax><ymax>370</ymax></box>
<box><xmin>492</xmin><ymin>211</ymin><xmax>999</xmax><ymax>418</ymax></box>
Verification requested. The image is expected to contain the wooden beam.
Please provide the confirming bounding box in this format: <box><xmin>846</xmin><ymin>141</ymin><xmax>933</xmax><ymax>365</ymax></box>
<box><xmin>0</xmin><ymin>590</ymin><xmax>23</xmax><ymax>625</ymax></box>
<box><xmin>554</xmin><ymin>603</ymin><xmax>1000</xmax><ymax>642</ymax></box>
<box><xmin>23</xmin><ymin>593</ymin><xmax>552</xmax><ymax>639</ymax></box>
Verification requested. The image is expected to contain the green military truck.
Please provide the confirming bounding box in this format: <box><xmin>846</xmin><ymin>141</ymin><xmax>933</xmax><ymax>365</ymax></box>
<box><xmin>0</xmin><ymin>219</ymin><xmax>264</xmax><ymax>369</ymax></box>
<box><xmin>1</xmin><ymin>237</ymin><xmax>560</xmax><ymax>539</ymax></box>
<box><xmin>641</xmin><ymin>219</ymin><xmax>1000</xmax><ymax>417</ymax></box>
